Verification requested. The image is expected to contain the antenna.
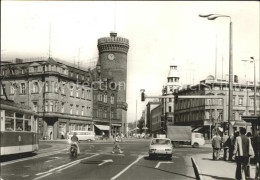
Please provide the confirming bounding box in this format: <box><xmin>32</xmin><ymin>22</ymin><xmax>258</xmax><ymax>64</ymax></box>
<box><xmin>48</xmin><ymin>23</ymin><xmax>52</xmax><ymax>58</ymax></box>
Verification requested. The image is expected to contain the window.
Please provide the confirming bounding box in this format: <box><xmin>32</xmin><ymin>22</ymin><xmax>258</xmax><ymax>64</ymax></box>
<box><xmin>169</xmin><ymin>98</ymin><xmax>172</xmax><ymax>102</ymax></box>
<box><xmin>61</xmin><ymin>83</ymin><xmax>65</xmax><ymax>94</ymax></box>
<box><xmin>33</xmin><ymin>102</ymin><xmax>38</xmax><ymax>112</ymax></box>
<box><xmin>2</xmin><ymin>69</ymin><xmax>6</xmax><ymax>76</ymax></box>
<box><xmin>76</xmin><ymin>89</ymin><xmax>79</xmax><ymax>98</ymax></box>
<box><xmin>81</xmin><ymin>106</ymin><xmax>84</xmax><ymax>116</ymax></box>
<box><xmin>16</xmin><ymin>113</ymin><xmax>23</xmax><ymax>131</ymax></box>
<box><xmin>76</xmin><ymin>74</ymin><xmax>79</xmax><ymax>80</ymax></box>
<box><xmin>33</xmin><ymin>82</ymin><xmax>39</xmax><ymax>93</ymax></box>
<box><xmin>218</xmin><ymin>113</ymin><xmax>223</xmax><ymax>120</ymax></box>
<box><xmin>70</xmin><ymin>86</ymin><xmax>74</xmax><ymax>96</ymax></box>
<box><xmin>21</xmin><ymin>69</ymin><xmax>25</xmax><ymax>74</ymax></box>
<box><xmin>82</xmin><ymin>89</ymin><xmax>85</xmax><ymax>98</ymax></box>
<box><xmin>76</xmin><ymin>105</ymin><xmax>79</xmax><ymax>115</ymax></box>
<box><xmin>61</xmin><ymin>103</ymin><xmax>65</xmax><ymax>113</ymax></box>
<box><xmin>54</xmin><ymin>82</ymin><xmax>58</xmax><ymax>93</ymax></box>
<box><xmin>20</xmin><ymin>83</ymin><xmax>25</xmax><ymax>94</ymax></box>
<box><xmin>33</xmin><ymin>66</ymin><xmax>37</xmax><ymax>72</ymax></box>
<box><xmin>45</xmin><ymin>82</ymin><xmax>49</xmax><ymax>92</ymax></box>
<box><xmin>55</xmin><ymin>102</ymin><xmax>58</xmax><ymax>112</ymax></box>
<box><xmin>1</xmin><ymin>84</ymin><xmax>5</xmax><ymax>96</ymax></box>
<box><xmin>45</xmin><ymin>101</ymin><xmax>48</xmax><ymax>111</ymax></box>
<box><xmin>10</xmin><ymin>84</ymin><xmax>15</xmax><ymax>94</ymax></box>
<box><xmin>5</xmin><ymin>111</ymin><xmax>14</xmax><ymax>131</ymax></box>
<box><xmin>239</xmin><ymin>113</ymin><xmax>243</xmax><ymax>120</ymax></box>
<box><xmin>104</xmin><ymin>108</ymin><xmax>107</xmax><ymax>118</ymax></box>
<box><xmin>169</xmin><ymin>106</ymin><xmax>172</xmax><ymax>112</ymax></box>
<box><xmin>233</xmin><ymin>96</ymin><xmax>236</xmax><ymax>105</ymax></box>
<box><xmin>111</xmin><ymin>94</ymin><xmax>115</xmax><ymax>104</ymax></box>
<box><xmin>239</xmin><ymin>97</ymin><xmax>243</xmax><ymax>105</ymax></box>
<box><xmin>70</xmin><ymin>104</ymin><xmax>73</xmax><ymax>114</ymax></box>
<box><xmin>71</xmin><ymin>72</ymin><xmax>73</xmax><ymax>77</ymax></box>
<box><xmin>250</xmin><ymin>98</ymin><xmax>254</xmax><ymax>107</ymax></box>
<box><xmin>104</xmin><ymin>93</ymin><xmax>108</xmax><ymax>103</ymax></box>
<box><xmin>50</xmin><ymin>102</ymin><xmax>53</xmax><ymax>112</ymax></box>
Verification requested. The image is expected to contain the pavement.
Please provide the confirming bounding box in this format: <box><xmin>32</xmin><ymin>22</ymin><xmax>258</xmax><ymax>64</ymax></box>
<box><xmin>192</xmin><ymin>146</ymin><xmax>257</xmax><ymax>180</ymax></box>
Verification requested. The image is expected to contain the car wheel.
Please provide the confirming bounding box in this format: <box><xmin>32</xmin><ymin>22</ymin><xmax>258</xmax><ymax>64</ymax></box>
<box><xmin>149</xmin><ymin>154</ymin><xmax>155</xmax><ymax>159</ymax></box>
<box><xmin>166</xmin><ymin>155</ymin><xmax>172</xmax><ymax>160</ymax></box>
<box><xmin>192</xmin><ymin>143</ymin><xmax>199</xmax><ymax>148</ymax></box>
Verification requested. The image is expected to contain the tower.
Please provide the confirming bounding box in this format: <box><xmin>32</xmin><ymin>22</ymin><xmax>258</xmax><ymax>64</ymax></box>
<box><xmin>163</xmin><ymin>60</ymin><xmax>181</xmax><ymax>126</ymax></box>
<box><xmin>97</xmin><ymin>32</ymin><xmax>129</xmax><ymax>134</ymax></box>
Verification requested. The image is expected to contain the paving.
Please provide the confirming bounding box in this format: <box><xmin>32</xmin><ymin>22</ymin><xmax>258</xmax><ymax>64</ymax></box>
<box><xmin>192</xmin><ymin>147</ymin><xmax>257</xmax><ymax>180</ymax></box>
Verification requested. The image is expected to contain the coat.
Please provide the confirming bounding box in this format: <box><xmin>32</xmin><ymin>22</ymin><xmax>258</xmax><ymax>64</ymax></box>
<box><xmin>212</xmin><ymin>135</ymin><xmax>222</xmax><ymax>149</ymax></box>
<box><xmin>233</xmin><ymin>135</ymin><xmax>250</xmax><ymax>157</ymax></box>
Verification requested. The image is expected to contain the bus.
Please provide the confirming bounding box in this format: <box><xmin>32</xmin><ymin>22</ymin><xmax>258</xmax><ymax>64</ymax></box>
<box><xmin>0</xmin><ymin>99</ymin><xmax>39</xmax><ymax>156</ymax></box>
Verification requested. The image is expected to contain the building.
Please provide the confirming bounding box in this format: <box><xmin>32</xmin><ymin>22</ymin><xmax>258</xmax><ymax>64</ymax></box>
<box><xmin>150</xmin><ymin>104</ymin><xmax>162</xmax><ymax>136</ymax></box>
<box><xmin>0</xmin><ymin>57</ymin><xmax>93</xmax><ymax>140</ymax></box>
<box><xmin>174</xmin><ymin>75</ymin><xmax>260</xmax><ymax>139</ymax></box>
<box><xmin>146</xmin><ymin>101</ymin><xmax>160</xmax><ymax>134</ymax></box>
<box><xmin>91</xmin><ymin>65</ymin><xmax>121</xmax><ymax>137</ymax></box>
<box><xmin>162</xmin><ymin>60</ymin><xmax>181</xmax><ymax>126</ymax></box>
<box><xmin>97</xmin><ymin>32</ymin><xmax>129</xmax><ymax>134</ymax></box>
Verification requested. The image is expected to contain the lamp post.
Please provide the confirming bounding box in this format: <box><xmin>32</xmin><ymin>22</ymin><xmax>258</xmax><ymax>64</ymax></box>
<box><xmin>250</xmin><ymin>57</ymin><xmax>257</xmax><ymax>116</ymax></box>
<box><xmin>199</xmin><ymin>14</ymin><xmax>233</xmax><ymax>135</ymax></box>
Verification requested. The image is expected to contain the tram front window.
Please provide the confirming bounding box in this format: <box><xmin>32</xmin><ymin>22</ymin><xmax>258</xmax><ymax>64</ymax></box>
<box><xmin>5</xmin><ymin>118</ymin><xmax>14</xmax><ymax>131</ymax></box>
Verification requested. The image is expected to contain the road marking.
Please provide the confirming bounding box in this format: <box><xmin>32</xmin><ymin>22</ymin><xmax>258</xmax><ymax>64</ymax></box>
<box><xmin>45</xmin><ymin>157</ymin><xmax>61</xmax><ymax>163</ymax></box>
<box><xmin>34</xmin><ymin>173</ymin><xmax>52</xmax><ymax>180</ymax></box>
<box><xmin>1</xmin><ymin>149</ymin><xmax>67</xmax><ymax>166</ymax></box>
<box><xmin>155</xmin><ymin>161</ymin><xmax>173</xmax><ymax>169</ymax></box>
<box><xmin>34</xmin><ymin>154</ymin><xmax>99</xmax><ymax>179</ymax></box>
<box><xmin>102</xmin><ymin>153</ymin><xmax>125</xmax><ymax>156</ymax></box>
<box><xmin>110</xmin><ymin>155</ymin><xmax>144</xmax><ymax>180</ymax></box>
<box><xmin>98</xmin><ymin>159</ymin><xmax>113</xmax><ymax>166</ymax></box>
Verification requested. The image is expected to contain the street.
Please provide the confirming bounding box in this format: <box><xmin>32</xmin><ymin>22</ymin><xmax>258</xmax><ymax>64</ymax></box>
<box><xmin>0</xmin><ymin>140</ymin><xmax>212</xmax><ymax>180</ymax></box>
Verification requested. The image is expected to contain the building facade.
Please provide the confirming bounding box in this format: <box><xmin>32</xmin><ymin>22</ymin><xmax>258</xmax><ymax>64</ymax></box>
<box><xmin>146</xmin><ymin>101</ymin><xmax>160</xmax><ymax>134</ymax></box>
<box><xmin>97</xmin><ymin>32</ymin><xmax>129</xmax><ymax>134</ymax></box>
<box><xmin>150</xmin><ymin>104</ymin><xmax>162</xmax><ymax>136</ymax></box>
<box><xmin>174</xmin><ymin>75</ymin><xmax>260</xmax><ymax>139</ymax></box>
<box><xmin>0</xmin><ymin>58</ymin><xmax>93</xmax><ymax>140</ymax></box>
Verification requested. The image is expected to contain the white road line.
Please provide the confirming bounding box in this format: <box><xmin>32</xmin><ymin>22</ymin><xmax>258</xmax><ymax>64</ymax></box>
<box><xmin>34</xmin><ymin>173</ymin><xmax>52</xmax><ymax>180</ymax></box>
<box><xmin>1</xmin><ymin>149</ymin><xmax>67</xmax><ymax>166</ymax></box>
<box><xmin>34</xmin><ymin>154</ymin><xmax>99</xmax><ymax>179</ymax></box>
<box><xmin>155</xmin><ymin>161</ymin><xmax>173</xmax><ymax>168</ymax></box>
<box><xmin>110</xmin><ymin>155</ymin><xmax>144</xmax><ymax>180</ymax></box>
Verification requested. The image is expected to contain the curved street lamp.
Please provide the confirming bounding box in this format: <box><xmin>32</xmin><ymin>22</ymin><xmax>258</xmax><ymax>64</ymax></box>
<box><xmin>199</xmin><ymin>14</ymin><xmax>233</xmax><ymax>136</ymax></box>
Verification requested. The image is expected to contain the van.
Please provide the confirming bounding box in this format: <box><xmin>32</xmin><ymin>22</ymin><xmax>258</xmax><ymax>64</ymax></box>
<box><xmin>68</xmin><ymin>131</ymin><xmax>95</xmax><ymax>141</ymax></box>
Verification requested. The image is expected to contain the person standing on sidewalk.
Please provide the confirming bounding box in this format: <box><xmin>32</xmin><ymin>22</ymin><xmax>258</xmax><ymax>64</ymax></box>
<box><xmin>233</xmin><ymin>128</ymin><xmax>252</xmax><ymax>180</ymax></box>
<box><xmin>212</xmin><ymin>132</ymin><xmax>222</xmax><ymax>160</ymax></box>
<box><xmin>222</xmin><ymin>132</ymin><xmax>230</xmax><ymax>161</ymax></box>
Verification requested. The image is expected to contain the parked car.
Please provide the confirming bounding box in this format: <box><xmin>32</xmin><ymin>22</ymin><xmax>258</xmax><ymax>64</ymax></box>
<box><xmin>149</xmin><ymin>138</ymin><xmax>173</xmax><ymax>159</ymax></box>
<box><xmin>68</xmin><ymin>131</ymin><xmax>95</xmax><ymax>141</ymax></box>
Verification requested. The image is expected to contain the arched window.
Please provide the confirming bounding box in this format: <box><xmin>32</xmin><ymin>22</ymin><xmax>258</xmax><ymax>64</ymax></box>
<box><xmin>111</xmin><ymin>94</ymin><xmax>115</xmax><ymax>104</ymax></box>
<box><xmin>33</xmin><ymin>82</ymin><xmax>39</xmax><ymax>93</ymax></box>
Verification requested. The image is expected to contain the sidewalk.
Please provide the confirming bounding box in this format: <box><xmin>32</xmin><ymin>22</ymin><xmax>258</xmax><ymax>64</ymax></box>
<box><xmin>193</xmin><ymin>152</ymin><xmax>256</xmax><ymax>180</ymax></box>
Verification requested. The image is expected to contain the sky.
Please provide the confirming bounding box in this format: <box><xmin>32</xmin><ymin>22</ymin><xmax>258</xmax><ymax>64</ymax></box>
<box><xmin>1</xmin><ymin>1</ymin><xmax>259</xmax><ymax>124</ymax></box>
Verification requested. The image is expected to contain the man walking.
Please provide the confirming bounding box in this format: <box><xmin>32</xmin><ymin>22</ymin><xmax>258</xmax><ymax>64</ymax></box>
<box><xmin>212</xmin><ymin>132</ymin><xmax>222</xmax><ymax>160</ymax></box>
<box><xmin>222</xmin><ymin>132</ymin><xmax>230</xmax><ymax>161</ymax></box>
<box><xmin>233</xmin><ymin>128</ymin><xmax>251</xmax><ymax>180</ymax></box>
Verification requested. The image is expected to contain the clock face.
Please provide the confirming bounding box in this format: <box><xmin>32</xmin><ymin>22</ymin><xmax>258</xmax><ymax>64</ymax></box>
<box><xmin>108</xmin><ymin>54</ymin><xmax>115</xmax><ymax>60</ymax></box>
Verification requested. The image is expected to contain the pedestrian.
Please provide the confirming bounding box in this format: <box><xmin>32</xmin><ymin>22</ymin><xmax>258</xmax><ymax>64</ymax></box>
<box><xmin>245</xmin><ymin>132</ymin><xmax>253</xmax><ymax>178</ymax></box>
<box><xmin>233</xmin><ymin>127</ymin><xmax>254</xmax><ymax>180</ymax></box>
<box><xmin>222</xmin><ymin>132</ymin><xmax>230</xmax><ymax>161</ymax></box>
<box><xmin>212</xmin><ymin>132</ymin><xmax>222</xmax><ymax>160</ymax></box>
<box><xmin>252</xmin><ymin>130</ymin><xmax>259</xmax><ymax>179</ymax></box>
<box><xmin>112</xmin><ymin>133</ymin><xmax>123</xmax><ymax>154</ymax></box>
<box><xmin>229</xmin><ymin>131</ymin><xmax>239</xmax><ymax>161</ymax></box>
<box><xmin>50</xmin><ymin>131</ymin><xmax>52</xmax><ymax>140</ymax></box>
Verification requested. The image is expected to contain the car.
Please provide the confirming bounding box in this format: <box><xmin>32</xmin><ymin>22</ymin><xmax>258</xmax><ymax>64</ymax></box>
<box><xmin>68</xmin><ymin>131</ymin><xmax>95</xmax><ymax>141</ymax></box>
<box><xmin>149</xmin><ymin>138</ymin><xmax>173</xmax><ymax>159</ymax></box>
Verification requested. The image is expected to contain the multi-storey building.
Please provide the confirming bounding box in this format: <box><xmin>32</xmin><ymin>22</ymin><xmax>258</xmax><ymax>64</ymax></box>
<box><xmin>150</xmin><ymin>104</ymin><xmax>162</xmax><ymax>136</ymax></box>
<box><xmin>146</xmin><ymin>101</ymin><xmax>160</xmax><ymax>134</ymax></box>
<box><xmin>0</xmin><ymin>57</ymin><xmax>93</xmax><ymax>140</ymax></box>
<box><xmin>162</xmin><ymin>61</ymin><xmax>181</xmax><ymax>127</ymax></box>
<box><xmin>174</xmin><ymin>75</ymin><xmax>260</xmax><ymax>139</ymax></box>
<box><xmin>91</xmin><ymin>66</ymin><xmax>121</xmax><ymax>137</ymax></box>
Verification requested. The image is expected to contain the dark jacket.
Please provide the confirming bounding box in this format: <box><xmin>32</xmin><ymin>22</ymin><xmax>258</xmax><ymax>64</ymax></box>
<box><xmin>233</xmin><ymin>134</ymin><xmax>249</xmax><ymax>157</ymax></box>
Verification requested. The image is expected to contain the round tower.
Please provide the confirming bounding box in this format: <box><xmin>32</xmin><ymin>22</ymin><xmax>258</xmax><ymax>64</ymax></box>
<box><xmin>166</xmin><ymin>61</ymin><xmax>181</xmax><ymax>94</ymax></box>
<box><xmin>97</xmin><ymin>32</ymin><xmax>129</xmax><ymax>134</ymax></box>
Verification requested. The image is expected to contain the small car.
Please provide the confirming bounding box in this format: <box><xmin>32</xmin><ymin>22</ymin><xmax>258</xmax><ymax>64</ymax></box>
<box><xmin>149</xmin><ymin>138</ymin><xmax>173</xmax><ymax>159</ymax></box>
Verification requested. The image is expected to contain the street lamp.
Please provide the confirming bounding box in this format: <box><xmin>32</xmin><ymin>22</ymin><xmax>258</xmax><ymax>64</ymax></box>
<box><xmin>250</xmin><ymin>57</ymin><xmax>257</xmax><ymax>116</ymax></box>
<box><xmin>199</xmin><ymin>13</ymin><xmax>233</xmax><ymax>136</ymax></box>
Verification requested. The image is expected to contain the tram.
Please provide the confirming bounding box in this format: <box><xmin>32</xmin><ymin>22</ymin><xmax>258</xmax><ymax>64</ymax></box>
<box><xmin>0</xmin><ymin>99</ymin><xmax>39</xmax><ymax>155</ymax></box>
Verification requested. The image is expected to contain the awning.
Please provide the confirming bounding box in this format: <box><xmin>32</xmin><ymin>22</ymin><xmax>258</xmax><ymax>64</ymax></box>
<box><xmin>95</xmin><ymin>125</ymin><xmax>110</xmax><ymax>131</ymax></box>
<box><xmin>112</xmin><ymin>124</ymin><xmax>121</xmax><ymax>127</ymax></box>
